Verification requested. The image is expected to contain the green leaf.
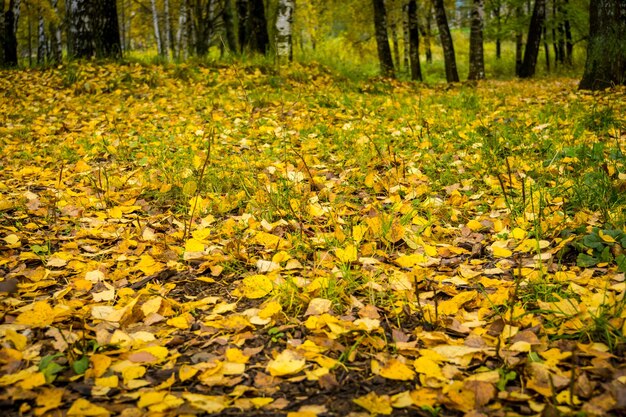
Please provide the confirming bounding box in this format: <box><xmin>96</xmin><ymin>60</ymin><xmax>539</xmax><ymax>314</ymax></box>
<box><xmin>72</xmin><ymin>356</ymin><xmax>90</xmax><ymax>374</ymax></box>
<box><xmin>616</xmin><ymin>254</ymin><xmax>626</xmax><ymax>273</ymax></box>
<box><xmin>577</xmin><ymin>253</ymin><xmax>599</xmax><ymax>267</ymax></box>
<box><xmin>39</xmin><ymin>354</ymin><xmax>66</xmax><ymax>383</ymax></box>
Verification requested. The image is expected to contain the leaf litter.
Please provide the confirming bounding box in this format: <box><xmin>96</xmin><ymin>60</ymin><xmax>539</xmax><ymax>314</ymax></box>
<box><xmin>1</xmin><ymin>63</ymin><xmax>626</xmax><ymax>416</ymax></box>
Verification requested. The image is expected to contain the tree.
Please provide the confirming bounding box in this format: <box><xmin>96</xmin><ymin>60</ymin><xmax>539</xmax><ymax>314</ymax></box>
<box><xmin>67</xmin><ymin>0</ymin><xmax>121</xmax><ymax>59</ymax></box>
<box><xmin>94</xmin><ymin>0</ymin><xmax>121</xmax><ymax>58</ymax></box>
<box><xmin>579</xmin><ymin>0</ymin><xmax>626</xmax><ymax>90</ymax></box>
<box><xmin>468</xmin><ymin>0</ymin><xmax>485</xmax><ymax>80</ymax></box>
<box><xmin>223</xmin><ymin>0</ymin><xmax>238</xmax><ymax>53</ymax></box>
<box><xmin>275</xmin><ymin>0</ymin><xmax>294</xmax><ymax>62</ymax></box>
<box><xmin>247</xmin><ymin>0</ymin><xmax>269</xmax><ymax>54</ymax></box>
<box><xmin>407</xmin><ymin>0</ymin><xmax>421</xmax><ymax>81</ymax></box>
<box><xmin>372</xmin><ymin>0</ymin><xmax>394</xmax><ymax>77</ymax></box>
<box><xmin>518</xmin><ymin>0</ymin><xmax>546</xmax><ymax>78</ymax></box>
<box><xmin>67</xmin><ymin>0</ymin><xmax>93</xmax><ymax>58</ymax></box>
<box><xmin>432</xmin><ymin>0</ymin><xmax>459</xmax><ymax>82</ymax></box>
<box><xmin>0</xmin><ymin>0</ymin><xmax>20</xmax><ymax>67</ymax></box>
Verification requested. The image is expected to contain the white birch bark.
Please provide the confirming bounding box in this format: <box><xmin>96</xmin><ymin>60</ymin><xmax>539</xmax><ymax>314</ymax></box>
<box><xmin>150</xmin><ymin>0</ymin><xmax>163</xmax><ymax>57</ymax></box>
<box><xmin>176</xmin><ymin>1</ymin><xmax>188</xmax><ymax>59</ymax></box>
<box><xmin>275</xmin><ymin>0</ymin><xmax>294</xmax><ymax>61</ymax></box>
<box><xmin>164</xmin><ymin>0</ymin><xmax>172</xmax><ymax>58</ymax></box>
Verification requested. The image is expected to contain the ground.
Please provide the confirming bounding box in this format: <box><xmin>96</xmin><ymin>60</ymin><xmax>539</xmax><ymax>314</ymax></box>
<box><xmin>1</xmin><ymin>62</ymin><xmax>626</xmax><ymax>416</ymax></box>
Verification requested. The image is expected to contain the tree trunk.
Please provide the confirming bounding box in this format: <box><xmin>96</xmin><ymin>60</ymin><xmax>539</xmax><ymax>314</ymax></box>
<box><xmin>164</xmin><ymin>0</ymin><xmax>172</xmax><ymax>58</ymax></box>
<box><xmin>424</xmin><ymin>4</ymin><xmax>432</xmax><ymax>63</ymax></box>
<box><xmin>236</xmin><ymin>0</ymin><xmax>248</xmax><ymax>52</ymax></box>
<box><xmin>515</xmin><ymin>5</ymin><xmax>524</xmax><ymax>75</ymax></box>
<box><xmin>67</xmin><ymin>0</ymin><xmax>94</xmax><ymax>59</ymax></box>
<box><xmin>518</xmin><ymin>0</ymin><xmax>546</xmax><ymax>78</ymax></box>
<box><xmin>432</xmin><ymin>0</ymin><xmax>459</xmax><ymax>82</ymax></box>
<box><xmin>37</xmin><ymin>14</ymin><xmax>47</xmax><ymax>65</ymax></box>
<box><xmin>176</xmin><ymin>1</ymin><xmax>189</xmax><ymax>59</ymax></box>
<box><xmin>151</xmin><ymin>0</ymin><xmax>164</xmax><ymax>57</ymax></box>
<box><xmin>579</xmin><ymin>0</ymin><xmax>626</xmax><ymax>90</ymax></box>
<box><xmin>468</xmin><ymin>0</ymin><xmax>485</xmax><ymax>80</ymax></box>
<box><xmin>275</xmin><ymin>0</ymin><xmax>294</xmax><ymax>62</ymax></box>
<box><xmin>563</xmin><ymin>0</ymin><xmax>573</xmax><ymax>65</ymax></box>
<box><xmin>95</xmin><ymin>0</ymin><xmax>121</xmax><ymax>58</ymax></box>
<box><xmin>402</xmin><ymin>3</ymin><xmax>410</xmax><ymax>71</ymax></box>
<box><xmin>49</xmin><ymin>0</ymin><xmax>62</xmax><ymax>64</ymax></box>
<box><xmin>543</xmin><ymin>26</ymin><xmax>550</xmax><ymax>72</ymax></box>
<box><xmin>372</xmin><ymin>0</ymin><xmax>394</xmax><ymax>77</ymax></box>
<box><xmin>390</xmin><ymin>21</ymin><xmax>400</xmax><ymax>70</ymax></box>
<box><xmin>494</xmin><ymin>2</ymin><xmax>501</xmax><ymax>59</ymax></box>
<box><xmin>407</xmin><ymin>0</ymin><xmax>422</xmax><ymax>81</ymax></box>
<box><xmin>223</xmin><ymin>0</ymin><xmax>238</xmax><ymax>53</ymax></box>
<box><xmin>247</xmin><ymin>0</ymin><xmax>269</xmax><ymax>54</ymax></box>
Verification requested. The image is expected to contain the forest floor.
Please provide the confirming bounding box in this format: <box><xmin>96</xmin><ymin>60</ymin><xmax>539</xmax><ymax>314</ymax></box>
<box><xmin>1</xmin><ymin>62</ymin><xmax>626</xmax><ymax>417</ymax></box>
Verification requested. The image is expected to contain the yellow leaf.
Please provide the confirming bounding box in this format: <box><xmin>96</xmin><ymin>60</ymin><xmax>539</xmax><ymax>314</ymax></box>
<box><xmin>491</xmin><ymin>245</ymin><xmax>512</xmax><ymax>258</ymax></box>
<box><xmin>185</xmin><ymin>238</ymin><xmax>205</xmax><ymax>253</ymax></box>
<box><xmin>15</xmin><ymin>301</ymin><xmax>55</xmax><ymax>327</ymax></box>
<box><xmin>395</xmin><ymin>253</ymin><xmax>427</xmax><ymax>268</ymax></box>
<box><xmin>122</xmin><ymin>365</ymin><xmax>146</xmax><ymax>383</ymax></box>
<box><xmin>67</xmin><ymin>398</ymin><xmax>110</xmax><ymax>417</ymax></box>
<box><xmin>135</xmin><ymin>255</ymin><xmax>161</xmax><ymax>275</ymax></box>
<box><xmin>5</xmin><ymin>329</ymin><xmax>27</xmax><ymax>351</ymax></box>
<box><xmin>240</xmin><ymin>275</ymin><xmax>273</xmax><ymax>299</ymax></box>
<box><xmin>438</xmin><ymin>291</ymin><xmax>477</xmax><ymax>315</ymax></box>
<box><xmin>335</xmin><ymin>244</ymin><xmax>357</xmax><ymax>263</ymax></box>
<box><xmin>250</xmin><ymin>397</ymin><xmax>274</xmax><ymax>407</ymax></box>
<box><xmin>511</xmin><ymin>227</ymin><xmax>527</xmax><ymax>240</ymax></box>
<box><xmin>108</xmin><ymin>206</ymin><xmax>123</xmax><ymax>219</ymax></box>
<box><xmin>34</xmin><ymin>387</ymin><xmax>63</xmax><ymax>416</ymax></box>
<box><xmin>4</xmin><ymin>234</ymin><xmax>20</xmax><ymax>247</ymax></box>
<box><xmin>94</xmin><ymin>375</ymin><xmax>118</xmax><ymax>388</ymax></box>
<box><xmin>258</xmin><ymin>301</ymin><xmax>282</xmax><ymax>319</ymax></box>
<box><xmin>167</xmin><ymin>313</ymin><xmax>192</xmax><ymax>329</ymax></box>
<box><xmin>599</xmin><ymin>230</ymin><xmax>616</xmax><ymax>243</ymax></box>
<box><xmin>183</xmin><ymin>180</ymin><xmax>197</xmax><ymax>196</ymax></box>
<box><xmin>182</xmin><ymin>393</ymin><xmax>227</xmax><ymax>413</ymax></box>
<box><xmin>378</xmin><ymin>358</ymin><xmax>415</xmax><ymax>381</ymax></box>
<box><xmin>267</xmin><ymin>349</ymin><xmax>306</xmax><ymax>376</ymax></box>
<box><xmin>179</xmin><ymin>364</ymin><xmax>199</xmax><ymax>382</ymax></box>
<box><xmin>138</xmin><ymin>391</ymin><xmax>166</xmax><ymax>408</ymax></box>
<box><xmin>413</xmin><ymin>357</ymin><xmax>445</xmax><ymax>379</ymax></box>
<box><xmin>353</xmin><ymin>392</ymin><xmax>393</xmax><ymax>415</ymax></box>
<box><xmin>466</xmin><ymin>219</ymin><xmax>483</xmax><ymax>231</ymax></box>
<box><xmin>352</xmin><ymin>224</ymin><xmax>367</xmax><ymax>243</ymax></box>
<box><xmin>19</xmin><ymin>371</ymin><xmax>46</xmax><ymax>389</ymax></box>
<box><xmin>90</xmin><ymin>354</ymin><xmax>112</xmax><ymax>378</ymax></box>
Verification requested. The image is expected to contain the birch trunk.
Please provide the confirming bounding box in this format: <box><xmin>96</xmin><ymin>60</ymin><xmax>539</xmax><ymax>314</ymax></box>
<box><xmin>151</xmin><ymin>0</ymin><xmax>164</xmax><ymax>58</ymax></box>
<box><xmin>37</xmin><ymin>14</ymin><xmax>47</xmax><ymax>65</ymax></box>
<box><xmin>275</xmin><ymin>0</ymin><xmax>294</xmax><ymax>62</ymax></box>
<box><xmin>432</xmin><ymin>0</ymin><xmax>459</xmax><ymax>82</ymax></box>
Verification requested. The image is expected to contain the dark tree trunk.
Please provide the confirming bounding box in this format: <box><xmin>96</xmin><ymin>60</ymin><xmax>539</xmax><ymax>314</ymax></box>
<box><xmin>372</xmin><ymin>0</ymin><xmax>394</xmax><ymax>77</ymax></box>
<box><xmin>432</xmin><ymin>0</ymin><xmax>459</xmax><ymax>82</ymax></box>
<box><xmin>553</xmin><ymin>0</ymin><xmax>562</xmax><ymax>66</ymax></box>
<box><xmin>1</xmin><ymin>0</ymin><xmax>20</xmax><ymax>67</ymax></box>
<box><xmin>515</xmin><ymin>5</ymin><xmax>524</xmax><ymax>75</ymax></box>
<box><xmin>236</xmin><ymin>0</ymin><xmax>247</xmax><ymax>52</ymax></box>
<box><xmin>408</xmin><ymin>0</ymin><xmax>422</xmax><ymax>81</ymax></box>
<box><xmin>543</xmin><ymin>26</ymin><xmax>550</xmax><ymax>72</ymax></box>
<box><xmin>247</xmin><ymin>0</ymin><xmax>269</xmax><ymax>54</ymax></box>
<box><xmin>579</xmin><ymin>0</ymin><xmax>626</xmax><ymax>90</ymax></box>
<box><xmin>424</xmin><ymin>5</ymin><xmax>432</xmax><ymax>63</ymax></box>
<box><xmin>468</xmin><ymin>0</ymin><xmax>485</xmax><ymax>80</ymax></box>
<box><xmin>403</xmin><ymin>3</ymin><xmax>410</xmax><ymax>71</ymax></box>
<box><xmin>223</xmin><ymin>0</ymin><xmax>238</xmax><ymax>53</ymax></box>
<box><xmin>494</xmin><ymin>2</ymin><xmax>501</xmax><ymax>59</ymax></box>
<box><xmin>95</xmin><ymin>0</ymin><xmax>121</xmax><ymax>58</ymax></box>
<box><xmin>563</xmin><ymin>0</ymin><xmax>573</xmax><ymax>65</ymax></box>
<box><xmin>518</xmin><ymin>0</ymin><xmax>546</xmax><ymax>78</ymax></box>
